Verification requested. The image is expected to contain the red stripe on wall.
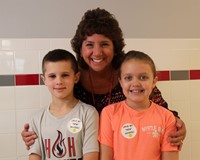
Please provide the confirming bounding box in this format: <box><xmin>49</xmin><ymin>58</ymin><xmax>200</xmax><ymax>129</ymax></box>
<box><xmin>15</xmin><ymin>74</ymin><xmax>39</xmax><ymax>86</ymax></box>
<box><xmin>190</xmin><ymin>70</ymin><xmax>200</xmax><ymax>80</ymax></box>
<box><xmin>0</xmin><ymin>70</ymin><xmax>198</xmax><ymax>87</ymax></box>
<box><xmin>157</xmin><ymin>71</ymin><xmax>170</xmax><ymax>81</ymax></box>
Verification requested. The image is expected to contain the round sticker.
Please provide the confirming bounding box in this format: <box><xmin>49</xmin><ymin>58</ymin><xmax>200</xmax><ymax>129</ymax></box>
<box><xmin>121</xmin><ymin>123</ymin><xmax>137</xmax><ymax>139</ymax></box>
<box><xmin>67</xmin><ymin>118</ymin><xmax>82</xmax><ymax>133</ymax></box>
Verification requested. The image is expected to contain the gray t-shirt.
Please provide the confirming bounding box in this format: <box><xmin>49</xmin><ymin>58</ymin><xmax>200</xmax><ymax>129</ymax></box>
<box><xmin>28</xmin><ymin>100</ymin><xmax>99</xmax><ymax>160</ymax></box>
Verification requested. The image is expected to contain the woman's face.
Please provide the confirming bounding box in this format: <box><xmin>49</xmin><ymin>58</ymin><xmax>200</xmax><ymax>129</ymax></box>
<box><xmin>81</xmin><ymin>34</ymin><xmax>114</xmax><ymax>72</ymax></box>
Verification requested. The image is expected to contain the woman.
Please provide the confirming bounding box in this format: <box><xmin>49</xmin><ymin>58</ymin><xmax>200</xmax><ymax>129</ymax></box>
<box><xmin>22</xmin><ymin>8</ymin><xmax>186</xmax><ymax>150</ymax></box>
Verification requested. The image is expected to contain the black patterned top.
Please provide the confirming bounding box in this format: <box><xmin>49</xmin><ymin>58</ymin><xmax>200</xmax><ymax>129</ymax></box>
<box><xmin>74</xmin><ymin>82</ymin><xmax>179</xmax><ymax>117</ymax></box>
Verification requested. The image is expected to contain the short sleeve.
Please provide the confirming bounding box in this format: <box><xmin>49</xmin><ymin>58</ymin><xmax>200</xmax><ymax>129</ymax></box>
<box><xmin>28</xmin><ymin>116</ymin><xmax>42</xmax><ymax>156</ymax></box>
<box><xmin>161</xmin><ymin>113</ymin><xmax>179</xmax><ymax>152</ymax></box>
<box><xmin>83</xmin><ymin>107</ymin><xmax>99</xmax><ymax>154</ymax></box>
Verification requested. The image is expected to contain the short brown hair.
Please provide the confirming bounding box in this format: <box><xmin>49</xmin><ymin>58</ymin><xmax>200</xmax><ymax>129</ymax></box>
<box><xmin>42</xmin><ymin>49</ymin><xmax>78</xmax><ymax>74</ymax></box>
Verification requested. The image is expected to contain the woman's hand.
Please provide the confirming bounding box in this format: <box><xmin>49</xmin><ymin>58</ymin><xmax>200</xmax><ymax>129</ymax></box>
<box><xmin>168</xmin><ymin>118</ymin><xmax>186</xmax><ymax>150</ymax></box>
<box><xmin>21</xmin><ymin>123</ymin><xmax>37</xmax><ymax>150</ymax></box>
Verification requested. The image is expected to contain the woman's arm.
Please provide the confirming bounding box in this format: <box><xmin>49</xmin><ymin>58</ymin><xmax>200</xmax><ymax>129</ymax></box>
<box><xmin>168</xmin><ymin>118</ymin><xmax>186</xmax><ymax>150</ymax></box>
<box><xmin>21</xmin><ymin>123</ymin><xmax>37</xmax><ymax>149</ymax></box>
<box><xmin>100</xmin><ymin>144</ymin><xmax>113</xmax><ymax>160</ymax></box>
<box><xmin>161</xmin><ymin>151</ymin><xmax>179</xmax><ymax>160</ymax></box>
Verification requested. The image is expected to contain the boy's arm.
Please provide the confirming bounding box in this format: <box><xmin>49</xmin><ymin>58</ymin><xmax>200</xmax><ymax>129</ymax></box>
<box><xmin>161</xmin><ymin>151</ymin><xmax>179</xmax><ymax>160</ymax></box>
<box><xmin>29</xmin><ymin>153</ymin><xmax>41</xmax><ymax>160</ymax></box>
<box><xmin>100</xmin><ymin>144</ymin><xmax>113</xmax><ymax>160</ymax></box>
<box><xmin>83</xmin><ymin>152</ymin><xmax>99</xmax><ymax>160</ymax></box>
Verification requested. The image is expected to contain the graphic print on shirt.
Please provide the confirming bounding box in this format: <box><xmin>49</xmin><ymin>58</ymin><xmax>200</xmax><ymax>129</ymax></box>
<box><xmin>52</xmin><ymin>130</ymin><xmax>66</xmax><ymax>158</ymax></box>
<box><xmin>121</xmin><ymin>123</ymin><xmax>137</xmax><ymax>139</ymax></box>
<box><xmin>44</xmin><ymin>130</ymin><xmax>77</xmax><ymax>159</ymax></box>
<box><xmin>141</xmin><ymin>125</ymin><xmax>164</xmax><ymax>138</ymax></box>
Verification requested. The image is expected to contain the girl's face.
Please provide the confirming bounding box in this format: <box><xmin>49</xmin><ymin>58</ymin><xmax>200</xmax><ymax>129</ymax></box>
<box><xmin>81</xmin><ymin>34</ymin><xmax>114</xmax><ymax>72</ymax></box>
<box><xmin>119</xmin><ymin>59</ymin><xmax>157</xmax><ymax>107</ymax></box>
<box><xmin>41</xmin><ymin>61</ymin><xmax>80</xmax><ymax>100</ymax></box>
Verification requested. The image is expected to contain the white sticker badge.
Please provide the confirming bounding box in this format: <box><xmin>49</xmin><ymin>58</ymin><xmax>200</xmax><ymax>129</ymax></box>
<box><xmin>68</xmin><ymin>118</ymin><xmax>82</xmax><ymax>133</ymax></box>
<box><xmin>121</xmin><ymin>123</ymin><xmax>137</xmax><ymax>139</ymax></box>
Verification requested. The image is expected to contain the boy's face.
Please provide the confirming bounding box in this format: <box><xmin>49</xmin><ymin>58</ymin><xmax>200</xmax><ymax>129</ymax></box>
<box><xmin>41</xmin><ymin>60</ymin><xmax>80</xmax><ymax>100</ymax></box>
<box><xmin>119</xmin><ymin>59</ymin><xmax>157</xmax><ymax>108</ymax></box>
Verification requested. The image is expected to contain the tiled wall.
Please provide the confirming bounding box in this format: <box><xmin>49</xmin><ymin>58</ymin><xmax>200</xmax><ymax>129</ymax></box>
<box><xmin>0</xmin><ymin>38</ymin><xmax>200</xmax><ymax>160</ymax></box>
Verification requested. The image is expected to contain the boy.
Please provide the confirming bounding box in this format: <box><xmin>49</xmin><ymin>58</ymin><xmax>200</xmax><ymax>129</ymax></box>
<box><xmin>28</xmin><ymin>49</ymin><xmax>99</xmax><ymax>160</ymax></box>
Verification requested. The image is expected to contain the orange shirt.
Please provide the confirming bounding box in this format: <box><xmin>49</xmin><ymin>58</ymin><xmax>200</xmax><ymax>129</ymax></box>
<box><xmin>98</xmin><ymin>101</ymin><xmax>178</xmax><ymax>160</ymax></box>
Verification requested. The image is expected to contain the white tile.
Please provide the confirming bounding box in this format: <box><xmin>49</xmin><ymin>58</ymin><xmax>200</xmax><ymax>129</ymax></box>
<box><xmin>151</xmin><ymin>50</ymin><xmax>190</xmax><ymax>70</ymax></box>
<box><xmin>168</xmin><ymin>39</ymin><xmax>200</xmax><ymax>50</ymax></box>
<box><xmin>189</xmin><ymin>100</ymin><xmax>200</xmax><ymax>122</ymax></box>
<box><xmin>38</xmin><ymin>50</ymin><xmax>50</xmax><ymax>73</ymax></box>
<box><xmin>124</xmin><ymin>39</ymin><xmax>170</xmax><ymax>52</ymax></box>
<box><xmin>125</xmin><ymin>39</ymin><xmax>200</xmax><ymax>70</ymax></box>
<box><xmin>0</xmin><ymin>158</ymin><xmax>17</xmax><ymax>160</ymax></box>
<box><xmin>170</xmin><ymin>81</ymin><xmax>190</xmax><ymax>101</ymax></box>
<box><xmin>0</xmin><ymin>87</ymin><xmax>15</xmax><ymax>110</ymax></box>
<box><xmin>164</xmin><ymin>50</ymin><xmax>190</xmax><ymax>70</ymax></box>
<box><xmin>191</xmin><ymin>122</ymin><xmax>200</xmax><ymax>141</ymax></box>
<box><xmin>189</xmin><ymin>80</ymin><xmax>200</xmax><ymax>121</ymax></box>
<box><xmin>26</xmin><ymin>39</ymin><xmax>50</xmax><ymax>50</ymax></box>
<box><xmin>179</xmin><ymin>137</ymin><xmax>191</xmax><ymax>160</ymax></box>
<box><xmin>1</xmin><ymin>39</ymin><xmax>26</xmax><ymax>50</ymax></box>
<box><xmin>125</xmin><ymin>39</ymin><xmax>200</xmax><ymax>51</ymax></box>
<box><xmin>16</xmin><ymin>109</ymin><xmax>39</xmax><ymax>133</ymax></box>
<box><xmin>39</xmin><ymin>85</ymin><xmax>51</xmax><ymax>108</ymax></box>
<box><xmin>39</xmin><ymin>40</ymin><xmax>76</xmax><ymax>72</ymax></box>
<box><xmin>171</xmin><ymin>100</ymin><xmax>190</xmax><ymax>121</ymax></box>
<box><xmin>0</xmin><ymin>111</ymin><xmax>15</xmax><ymax>133</ymax></box>
<box><xmin>15</xmin><ymin>86</ymin><xmax>40</xmax><ymax>109</ymax></box>
<box><xmin>50</xmin><ymin>38</ymin><xmax>68</xmax><ymax>50</ymax></box>
<box><xmin>189</xmin><ymin>80</ymin><xmax>200</xmax><ymax>99</ymax></box>
<box><xmin>1</xmin><ymin>39</ymin><xmax>13</xmax><ymax>50</ymax></box>
<box><xmin>17</xmin><ymin>156</ymin><xmax>28</xmax><ymax>160</ymax></box>
<box><xmin>189</xmin><ymin>51</ymin><xmax>200</xmax><ymax>69</ymax></box>
<box><xmin>16</xmin><ymin>133</ymin><xmax>29</xmax><ymax>157</ymax></box>
<box><xmin>0</xmin><ymin>51</ymin><xmax>14</xmax><ymax>74</ymax></box>
<box><xmin>0</xmin><ymin>134</ymin><xmax>16</xmax><ymax>157</ymax></box>
<box><xmin>145</xmin><ymin>50</ymin><xmax>171</xmax><ymax>71</ymax></box>
<box><xmin>0</xmin><ymin>39</ymin><xmax>2</xmax><ymax>50</ymax></box>
<box><xmin>14</xmin><ymin>51</ymin><xmax>39</xmax><ymax>74</ymax></box>
<box><xmin>191</xmin><ymin>141</ymin><xmax>200</xmax><ymax>160</ymax></box>
<box><xmin>156</xmin><ymin>81</ymin><xmax>172</xmax><ymax>106</ymax></box>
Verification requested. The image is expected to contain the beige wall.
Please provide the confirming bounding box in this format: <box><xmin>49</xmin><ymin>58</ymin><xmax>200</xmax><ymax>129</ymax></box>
<box><xmin>0</xmin><ymin>0</ymin><xmax>200</xmax><ymax>38</ymax></box>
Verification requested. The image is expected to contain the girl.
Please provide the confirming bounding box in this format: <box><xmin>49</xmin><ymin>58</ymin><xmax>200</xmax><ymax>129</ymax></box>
<box><xmin>99</xmin><ymin>50</ymin><xmax>179</xmax><ymax>160</ymax></box>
